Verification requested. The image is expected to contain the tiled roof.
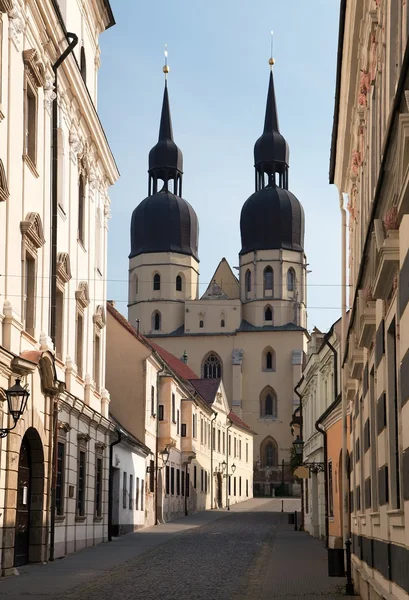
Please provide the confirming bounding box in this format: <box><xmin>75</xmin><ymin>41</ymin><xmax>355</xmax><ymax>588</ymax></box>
<box><xmin>228</xmin><ymin>410</ymin><xmax>254</xmax><ymax>433</ymax></box>
<box><xmin>188</xmin><ymin>378</ymin><xmax>221</xmax><ymax>404</ymax></box>
<box><xmin>148</xmin><ymin>340</ymin><xmax>199</xmax><ymax>381</ymax></box>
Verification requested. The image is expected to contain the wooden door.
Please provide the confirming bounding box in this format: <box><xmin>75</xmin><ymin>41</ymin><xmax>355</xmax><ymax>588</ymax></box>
<box><xmin>14</xmin><ymin>438</ymin><xmax>31</xmax><ymax>567</ymax></box>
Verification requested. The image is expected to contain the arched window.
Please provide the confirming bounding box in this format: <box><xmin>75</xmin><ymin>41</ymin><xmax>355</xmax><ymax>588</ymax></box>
<box><xmin>80</xmin><ymin>47</ymin><xmax>87</xmax><ymax>84</ymax></box>
<box><xmin>287</xmin><ymin>268</ymin><xmax>295</xmax><ymax>292</ymax></box>
<box><xmin>262</xmin><ymin>347</ymin><xmax>276</xmax><ymax>371</ymax></box>
<box><xmin>260</xmin><ymin>436</ymin><xmax>278</xmax><ymax>468</ymax></box>
<box><xmin>135</xmin><ymin>275</ymin><xmax>138</xmax><ymax>297</ymax></box>
<box><xmin>245</xmin><ymin>269</ymin><xmax>251</xmax><ymax>297</ymax></box>
<box><xmin>260</xmin><ymin>386</ymin><xmax>277</xmax><ymax>418</ymax></box>
<box><xmin>203</xmin><ymin>353</ymin><xmax>222</xmax><ymax>379</ymax></box>
<box><xmin>153</xmin><ymin>273</ymin><xmax>160</xmax><ymax>291</ymax></box>
<box><xmin>152</xmin><ymin>311</ymin><xmax>161</xmax><ymax>331</ymax></box>
<box><xmin>176</xmin><ymin>274</ymin><xmax>182</xmax><ymax>292</ymax></box>
<box><xmin>220</xmin><ymin>313</ymin><xmax>225</xmax><ymax>328</ymax></box>
<box><xmin>263</xmin><ymin>266</ymin><xmax>273</xmax><ymax>294</ymax></box>
<box><xmin>264</xmin><ymin>305</ymin><xmax>273</xmax><ymax>322</ymax></box>
<box><xmin>199</xmin><ymin>313</ymin><xmax>204</xmax><ymax>329</ymax></box>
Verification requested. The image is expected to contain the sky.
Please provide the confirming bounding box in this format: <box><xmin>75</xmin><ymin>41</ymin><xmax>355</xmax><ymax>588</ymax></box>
<box><xmin>98</xmin><ymin>0</ymin><xmax>343</xmax><ymax>333</ymax></box>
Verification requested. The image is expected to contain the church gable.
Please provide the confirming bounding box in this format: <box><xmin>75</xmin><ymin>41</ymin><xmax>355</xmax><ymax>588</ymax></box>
<box><xmin>201</xmin><ymin>257</ymin><xmax>240</xmax><ymax>300</ymax></box>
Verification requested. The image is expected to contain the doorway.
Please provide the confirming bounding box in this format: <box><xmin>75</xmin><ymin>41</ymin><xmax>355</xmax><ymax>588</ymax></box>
<box><xmin>216</xmin><ymin>472</ymin><xmax>223</xmax><ymax>508</ymax></box>
<box><xmin>14</xmin><ymin>428</ymin><xmax>45</xmax><ymax>567</ymax></box>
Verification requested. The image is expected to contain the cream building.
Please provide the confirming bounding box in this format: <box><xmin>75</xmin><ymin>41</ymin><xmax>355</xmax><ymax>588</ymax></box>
<box><xmin>128</xmin><ymin>63</ymin><xmax>308</xmax><ymax>495</ymax></box>
<box><xmin>330</xmin><ymin>1</ymin><xmax>409</xmax><ymax>598</ymax></box>
<box><xmin>106</xmin><ymin>302</ymin><xmax>254</xmax><ymax>524</ymax></box>
<box><xmin>0</xmin><ymin>0</ymin><xmax>118</xmax><ymax>573</ymax></box>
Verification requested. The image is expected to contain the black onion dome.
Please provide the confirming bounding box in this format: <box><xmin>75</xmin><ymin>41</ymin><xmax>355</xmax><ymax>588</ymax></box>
<box><xmin>148</xmin><ymin>83</ymin><xmax>183</xmax><ymax>177</ymax></box>
<box><xmin>240</xmin><ymin>185</ymin><xmax>304</xmax><ymax>255</ymax></box>
<box><xmin>254</xmin><ymin>70</ymin><xmax>289</xmax><ymax>172</ymax></box>
<box><xmin>130</xmin><ymin>189</ymin><xmax>199</xmax><ymax>260</ymax></box>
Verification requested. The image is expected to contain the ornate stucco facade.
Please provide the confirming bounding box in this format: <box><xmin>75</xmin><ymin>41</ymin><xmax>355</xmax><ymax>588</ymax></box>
<box><xmin>128</xmin><ymin>65</ymin><xmax>309</xmax><ymax>495</ymax></box>
<box><xmin>331</xmin><ymin>1</ymin><xmax>409</xmax><ymax>598</ymax></box>
<box><xmin>0</xmin><ymin>0</ymin><xmax>118</xmax><ymax>573</ymax></box>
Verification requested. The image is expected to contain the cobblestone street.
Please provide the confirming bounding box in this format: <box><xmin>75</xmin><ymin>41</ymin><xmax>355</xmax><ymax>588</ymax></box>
<box><xmin>0</xmin><ymin>499</ymin><xmax>352</xmax><ymax>600</ymax></box>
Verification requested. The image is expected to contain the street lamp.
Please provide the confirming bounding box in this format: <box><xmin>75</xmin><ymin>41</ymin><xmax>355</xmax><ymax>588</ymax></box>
<box><xmin>231</xmin><ymin>463</ymin><xmax>236</xmax><ymax>474</ymax></box>
<box><xmin>293</xmin><ymin>436</ymin><xmax>304</xmax><ymax>458</ymax></box>
<box><xmin>2</xmin><ymin>378</ymin><xmax>30</xmax><ymax>438</ymax></box>
<box><xmin>161</xmin><ymin>447</ymin><xmax>170</xmax><ymax>466</ymax></box>
<box><xmin>221</xmin><ymin>460</ymin><xmax>227</xmax><ymax>473</ymax></box>
<box><xmin>292</xmin><ymin>437</ymin><xmax>324</xmax><ymax>473</ymax></box>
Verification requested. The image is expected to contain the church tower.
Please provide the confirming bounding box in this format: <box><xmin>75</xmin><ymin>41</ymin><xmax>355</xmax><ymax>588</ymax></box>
<box><xmin>128</xmin><ymin>65</ymin><xmax>199</xmax><ymax>334</ymax></box>
<box><xmin>239</xmin><ymin>61</ymin><xmax>307</xmax><ymax>329</ymax></box>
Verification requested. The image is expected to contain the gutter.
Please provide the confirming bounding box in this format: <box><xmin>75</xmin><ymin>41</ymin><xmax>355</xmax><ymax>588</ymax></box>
<box><xmin>108</xmin><ymin>430</ymin><xmax>121</xmax><ymax>541</ymax></box>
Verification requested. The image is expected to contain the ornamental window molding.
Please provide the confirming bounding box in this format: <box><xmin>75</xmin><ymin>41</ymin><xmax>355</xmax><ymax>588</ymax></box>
<box><xmin>23</xmin><ymin>48</ymin><xmax>45</xmax><ymax>88</ymax></box>
<box><xmin>0</xmin><ymin>159</ymin><xmax>9</xmax><ymax>202</ymax></box>
<box><xmin>93</xmin><ymin>305</ymin><xmax>106</xmax><ymax>330</ymax></box>
<box><xmin>95</xmin><ymin>441</ymin><xmax>106</xmax><ymax>452</ymax></box>
<box><xmin>77</xmin><ymin>432</ymin><xmax>91</xmax><ymax>445</ymax></box>
<box><xmin>0</xmin><ymin>0</ymin><xmax>13</xmax><ymax>12</ymax></box>
<box><xmin>57</xmin><ymin>252</ymin><xmax>72</xmax><ymax>288</ymax></box>
<box><xmin>75</xmin><ymin>281</ymin><xmax>90</xmax><ymax>311</ymax></box>
<box><xmin>20</xmin><ymin>212</ymin><xmax>45</xmax><ymax>251</ymax></box>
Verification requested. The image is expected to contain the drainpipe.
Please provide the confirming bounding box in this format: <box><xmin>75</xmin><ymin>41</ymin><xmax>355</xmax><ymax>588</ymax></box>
<box><xmin>226</xmin><ymin>419</ymin><xmax>232</xmax><ymax>509</ymax></box>
<box><xmin>339</xmin><ymin>188</ymin><xmax>349</xmax><ymax>548</ymax></box>
<box><xmin>315</xmin><ymin>418</ymin><xmax>329</xmax><ymax>548</ymax></box>
<box><xmin>294</xmin><ymin>376</ymin><xmax>304</xmax><ymax>531</ymax></box>
<box><xmin>108</xmin><ymin>430</ymin><xmax>121</xmax><ymax>541</ymax></box>
<box><xmin>210</xmin><ymin>411</ymin><xmax>217</xmax><ymax>509</ymax></box>
<box><xmin>49</xmin><ymin>32</ymin><xmax>78</xmax><ymax>563</ymax></box>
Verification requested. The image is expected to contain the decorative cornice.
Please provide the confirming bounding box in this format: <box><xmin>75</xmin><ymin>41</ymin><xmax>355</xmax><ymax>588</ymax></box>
<box><xmin>77</xmin><ymin>432</ymin><xmax>91</xmax><ymax>444</ymax></box>
<box><xmin>93</xmin><ymin>305</ymin><xmax>106</xmax><ymax>330</ymax></box>
<box><xmin>57</xmin><ymin>252</ymin><xmax>72</xmax><ymax>284</ymax></box>
<box><xmin>95</xmin><ymin>441</ymin><xmax>107</xmax><ymax>451</ymax></box>
<box><xmin>0</xmin><ymin>159</ymin><xmax>9</xmax><ymax>202</ymax></box>
<box><xmin>20</xmin><ymin>212</ymin><xmax>45</xmax><ymax>249</ymax></box>
<box><xmin>58</xmin><ymin>421</ymin><xmax>71</xmax><ymax>433</ymax></box>
<box><xmin>23</xmin><ymin>49</ymin><xmax>45</xmax><ymax>88</ymax></box>
<box><xmin>75</xmin><ymin>281</ymin><xmax>90</xmax><ymax>309</ymax></box>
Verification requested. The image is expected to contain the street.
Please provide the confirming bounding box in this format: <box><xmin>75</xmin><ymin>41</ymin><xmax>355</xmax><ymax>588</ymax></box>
<box><xmin>0</xmin><ymin>499</ymin><xmax>350</xmax><ymax>600</ymax></box>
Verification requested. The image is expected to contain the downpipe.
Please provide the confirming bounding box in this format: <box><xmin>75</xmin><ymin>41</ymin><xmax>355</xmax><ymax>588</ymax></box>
<box><xmin>108</xmin><ymin>430</ymin><xmax>121</xmax><ymax>541</ymax></box>
<box><xmin>294</xmin><ymin>376</ymin><xmax>304</xmax><ymax>531</ymax></box>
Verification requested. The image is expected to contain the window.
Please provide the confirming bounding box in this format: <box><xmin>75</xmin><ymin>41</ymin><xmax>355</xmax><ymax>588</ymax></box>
<box><xmin>149</xmin><ymin>460</ymin><xmax>155</xmax><ymax>492</ymax></box>
<box><xmin>260</xmin><ymin>387</ymin><xmax>278</xmax><ymax>418</ymax></box>
<box><xmin>166</xmin><ymin>466</ymin><xmax>170</xmax><ymax>494</ymax></box>
<box><xmin>153</xmin><ymin>273</ymin><xmax>160</xmax><ymax>290</ymax></box>
<box><xmin>245</xmin><ymin>269</ymin><xmax>251</xmax><ymax>297</ymax></box>
<box><xmin>76</xmin><ymin>312</ymin><xmax>84</xmax><ymax>378</ymax></box>
<box><xmin>203</xmin><ymin>353</ymin><xmax>222</xmax><ymax>379</ymax></box>
<box><xmin>95</xmin><ymin>208</ymin><xmax>103</xmax><ymax>274</ymax></box>
<box><xmin>95</xmin><ymin>457</ymin><xmax>103</xmax><ymax>518</ymax></box>
<box><xmin>77</xmin><ymin>450</ymin><xmax>86</xmax><ymax>516</ymax></box>
<box><xmin>263</xmin><ymin>347</ymin><xmax>276</xmax><ymax>371</ymax></box>
<box><xmin>287</xmin><ymin>268</ymin><xmax>295</xmax><ymax>291</ymax></box>
<box><xmin>264</xmin><ymin>305</ymin><xmax>273</xmax><ymax>322</ymax></box>
<box><xmin>123</xmin><ymin>471</ymin><xmax>127</xmax><ymax>509</ymax></box>
<box><xmin>205</xmin><ymin>471</ymin><xmax>208</xmax><ymax>493</ymax></box>
<box><xmin>263</xmin><ymin>266</ymin><xmax>273</xmax><ymax>294</ymax></box>
<box><xmin>78</xmin><ymin>175</ymin><xmax>85</xmax><ymax>244</ymax></box>
<box><xmin>151</xmin><ymin>385</ymin><xmax>155</xmax><ymax>416</ymax></box>
<box><xmin>80</xmin><ymin>46</ymin><xmax>87</xmax><ymax>84</ymax></box>
<box><xmin>152</xmin><ymin>311</ymin><xmax>161</xmax><ymax>331</ymax></box>
<box><xmin>129</xmin><ymin>474</ymin><xmax>133</xmax><ymax>509</ymax></box>
<box><xmin>328</xmin><ymin>462</ymin><xmax>334</xmax><ymax>516</ymax></box>
<box><xmin>136</xmin><ymin>477</ymin><xmax>139</xmax><ymax>510</ymax></box>
<box><xmin>181</xmin><ymin>423</ymin><xmax>187</xmax><ymax>437</ymax></box>
<box><xmin>192</xmin><ymin>414</ymin><xmax>197</xmax><ymax>438</ymax></box>
<box><xmin>239</xmin><ymin>476</ymin><xmax>242</xmax><ymax>496</ymax></box>
<box><xmin>201</xmin><ymin>468</ymin><xmax>204</xmax><ymax>492</ymax></box>
<box><xmin>93</xmin><ymin>332</ymin><xmax>101</xmax><ymax>389</ymax></box>
<box><xmin>228</xmin><ymin>434</ymin><xmax>231</xmax><ymax>456</ymax></box>
<box><xmin>221</xmin><ymin>319</ymin><xmax>225</xmax><ymax>327</ymax></box>
<box><xmin>234</xmin><ymin>437</ymin><xmax>237</xmax><ymax>458</ymax></box>
<box><xmin>246</xmin><ymin>479</ymin><xmax>248</xmax><ymax>497</ymax></box>
<box><xmin>158</xmin><ymin>405</ymin><xmax>164</xmax><ymax>421</ymax></box>
<box><xmin>218</xmin><ymin>430</ymin><xmax>221</xmax><ymax>453</ymax></box>
<box><xmin>228</xmin><ymin>475</ymin><xmax>231</xmax><ymax>495</ymax></box>
<box><xmin>177</xmin><ymin>409</ymin><xmax>180</xmax><ymax>435</ymax></box>
<box><xmin>223</xmin><ymin>432</ymin><xmax>226</xmax><ymax>455</ymax></box>
<box><xmin>239</xmin><ymin>440</ymin><xmax>242</xmax><ymax>460</ymax></box>
<box><xmin>221</xmin><ymin>313</ymin><xmax>225</xmax><ymax>328</ymax></box>
<box><xmin>200</xmin><ymin>418</ymin><xmax>203</xmax><ymax>443</ymax></box>
<box><xmin>171</xmin><ymin>467</ymin><xmax>175</xmax><ymax>495</ymax></box>
<box><xmin>199</xmin><ymin>313</ymin><xmax>204</xmax><ymax>328</ymax></box>
<box><xmin>176</xmin><ymin>275</ymin><xmax>182</xmax><ymax>291</ymax></box>
<box><xmin>56</xmin><ymin>442</ymin><xmax>65</xmax><ymax>516</ymax></box>
<box><xmin>55</xmin><ymin>289</ymin><xmax>64</xmax><ymax>360</ymax></box>
<box><xmin>194</xmin><ymin>465</ymin><xmax>197</xmax><ymax>489</ymax></box>
<box><xmin>181</xmin><ymin>471</ymin><xmax>185</xmax><ymax>496</ymax></box>
<box><xmin>246</xmin><ymin>442</ymin><xmax>248</xmax><ymax>463</ymax></box>
<box><xmin>260</xmin><ymin>437</ymin><xmax>278</xmax><ymax>467</ymax></box>
<box><xmin>140</xmin><ymin>480</ymin><xmax>144</xmax><ymax>510</ymax></box>
<box><xmin>176</xmin><ymin>469</ymin><xmax>180</xmax><ymax>495</ymax></box>
<box><xmin>186</xmin><ymin>472</ymin><xmax>190</xmax><ymax>497</ymax></box>
<box><xmin>135</xmin><ymin>275</ymin><xmax>138</xmax><ymax>297</ymax></box>
<box><xmin>234</xmin><ymin>477</ymin><xmax>237</xmax><ymax>496</ymax></box>
<box><xmin>25</xmin><ymin>80</ymin><xmax>37</xmax><ymax>165</ymax></box>
<box><xmin>172</xmin><ymin>393</ymin><xmax>176</xmax><ymax>423</ymax></box>
<box><xmin>212</xmin><ymin>427</ymin><xmax>216</xmax><ymax>449</ymax></box>
<box><xmin>24</xmin><ymin>252</ymin><xmax>36</xmax><ymax>336</ymax></box>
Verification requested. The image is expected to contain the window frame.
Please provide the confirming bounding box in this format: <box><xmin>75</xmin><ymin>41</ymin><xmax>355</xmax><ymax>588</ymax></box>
<box><xmin>153</xmin><ymin>273</ymin><xmax>161</xmax><ymax>291</ymax></box>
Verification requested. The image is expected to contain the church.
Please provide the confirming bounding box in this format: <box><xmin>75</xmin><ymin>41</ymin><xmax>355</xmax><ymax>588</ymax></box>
<box><xmin>127</xmin><ymin>58</ymin><xmax>309</xmax><ymax>495</ymax></box>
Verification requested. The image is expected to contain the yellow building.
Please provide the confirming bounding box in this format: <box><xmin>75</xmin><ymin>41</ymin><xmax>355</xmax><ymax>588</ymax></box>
<box><xmin>330</xmin><ymin>1</ymin><xmax>409</xmax><ymax>598</ymax></box>
<box><xmin>127</xmin><ymin>66</ymin><xmax>308</xmax><ymax>495</ymax></box>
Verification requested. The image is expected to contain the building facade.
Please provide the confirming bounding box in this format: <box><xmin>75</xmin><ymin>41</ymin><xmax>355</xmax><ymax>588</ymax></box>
<box><xmin>106</xmin><ymin>302</ymin><xmax>254</xmax><ymax>524</ymax></box>
<box><xmin>331</xmin><ymin>1</ymin><xmax>409</xmax><ymax>598</ymax></box>
<box><xmin>128</xmin><ymin>63</ymin><xmax>308</xmax><ymax>494</ymax></box>
<box><xmin>0</xmin><ymin>0</ymin><xmax>118</xmax><ymax>573</ymax></box>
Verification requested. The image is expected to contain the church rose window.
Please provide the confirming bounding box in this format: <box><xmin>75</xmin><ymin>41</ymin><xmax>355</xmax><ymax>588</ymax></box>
<box><xmin>203</xmin><ymin>354</ymin><xmax>222</xmax><ymax>379</ymax></box>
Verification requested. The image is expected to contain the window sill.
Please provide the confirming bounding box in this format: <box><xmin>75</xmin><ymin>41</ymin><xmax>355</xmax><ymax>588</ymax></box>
<box><xmin>94</xmin><ymin>516</ymin><xmax>103</xmax><ymax>522</ymax></box>
<box><xmin>23</xmin><ymin>154</ymin><xmax>39</xmax><ymax>178</ymax></box>
<box><xmin>75</xmin><ymin>515</ymin><xmax>87</xmax><ymax>522</ymax></box>
<box><xmin>387</xmin><ymin>508</ymin><xmax>405</xmax><ymax>528</ymax></box>
<box><xmin>55</xmin><ymin>515</ymin><xmax>66</xmax><ymax>523</ymax></box>
<box><xmin>263</xmin><ymin>369</ymin><xmax>276</xmax><ymax>373</ymax></box>
<box><xmin>369</xmin><ymin>511</ymin><xmax>381</xmax><ymax>526</ymax></box>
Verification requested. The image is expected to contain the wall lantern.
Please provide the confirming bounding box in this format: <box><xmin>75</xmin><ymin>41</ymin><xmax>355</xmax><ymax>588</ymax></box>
<box><xmin>2</xmin><ymin>378</ymin><xmax>30</xmax><ymax>438</ymax></box>
<box><xmin>293</xmin><ymin>436</ymin><xmax>305</xmax><ymax>457</ymax></box>
<box><xmin>231</xmin><ymin>463</ymin><xmax>236</xmax><ymax>474</ymax></box>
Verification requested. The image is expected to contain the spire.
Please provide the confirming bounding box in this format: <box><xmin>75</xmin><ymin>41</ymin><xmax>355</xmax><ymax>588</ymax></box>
<box><xmin>263</xmin><ymin>70</ymin><xmax>279</xmax><ymax>134</ymax></box>
<box><xmin>158</xmin><ymin>82</ymin><xmax>174</xmax><ymax>141</ymax></box>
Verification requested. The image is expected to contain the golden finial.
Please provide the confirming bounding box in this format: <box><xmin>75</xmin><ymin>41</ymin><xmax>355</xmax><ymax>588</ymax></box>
<box><xmin>163</xmin><ymin>44</ymin><xmax>170</xmax><ymax>78</ymax></box>
<box><xmin>269</xmin><ymin>30</ymin><xmax>275</xmax><ymax>68</ymax></box>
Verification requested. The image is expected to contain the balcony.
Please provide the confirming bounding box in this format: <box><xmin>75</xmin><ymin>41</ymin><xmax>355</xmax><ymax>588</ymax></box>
<box><xmin>358</xmin><ymin>300</ymin><xmax>376</xmax><ymax>348</ymax></box>
<box><xmin>351</xmin><ymin>347</ymin><xmax>364</xmax><ymax>380</ymax></box>
<box><xmin>373</xmin><ymin>231</ymin><xmax>399</xmax><ymax>300</ymax></box>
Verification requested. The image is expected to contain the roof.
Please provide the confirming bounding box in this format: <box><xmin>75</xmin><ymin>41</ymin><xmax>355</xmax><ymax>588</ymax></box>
<box><xmin>107</xmin><ymin>301</ymin><xmax>152</xmax><ymax>350</ymax></box>
<box><xmin>188</xmin><ymin>378</ymin><xmax>221</xmax><ymax>404</ymax></box>
<box><xmin>110</xmin><ymin>414</ymin><xmax>152</xmax><ymax>455</ymax></box>
<box><xmin>238</xmin><ymin>320</ymin><xmax>306</xmax><ymax>333</ymax></box>
<box><xmin>228</xmin><ymin>410</ymin><xmax>254</xmax><ymax>434</ymax></box>
<box><xmin>148</xmin><ymin>340</ymin><xmax>199</xmax><ymax>381</ymax></box>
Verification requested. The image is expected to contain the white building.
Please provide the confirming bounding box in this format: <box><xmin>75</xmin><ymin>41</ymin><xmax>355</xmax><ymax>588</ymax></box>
<box><xmin>0</xmin><ymin>0</ymin><xmax>118</xmax><ymax>573</ymax></box>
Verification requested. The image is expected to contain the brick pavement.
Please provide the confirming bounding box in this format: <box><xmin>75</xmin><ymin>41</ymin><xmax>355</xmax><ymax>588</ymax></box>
<box><xmin>0</xmin><ymin>498</ymin><xmax>357</xmax><ymax>600</ymax></box>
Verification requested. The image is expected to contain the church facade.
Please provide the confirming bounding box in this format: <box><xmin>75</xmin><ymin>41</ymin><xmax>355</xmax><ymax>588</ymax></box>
<box><xmin>128</xmin><ymin>63</ymin><xmax>309</xmax><ymax>494</ymax></box>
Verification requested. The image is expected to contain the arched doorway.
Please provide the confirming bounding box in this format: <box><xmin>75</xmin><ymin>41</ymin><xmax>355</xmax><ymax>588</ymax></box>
<box><xmin>14</xmin><ymin>428</ymin><xmax>45</xmax><ymax>567</ymax></box>
<box><xmin>216</xmin><ymin>472</ymin><xmax>223</xmax><ymax>508</ymax></box>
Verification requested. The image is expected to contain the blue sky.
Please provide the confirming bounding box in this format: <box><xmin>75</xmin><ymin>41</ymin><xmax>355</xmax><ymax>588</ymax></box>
<box><xmin>98</xmin><ymin>0</ymin><xmax>342</xmax><ymax>332</ymax></box>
